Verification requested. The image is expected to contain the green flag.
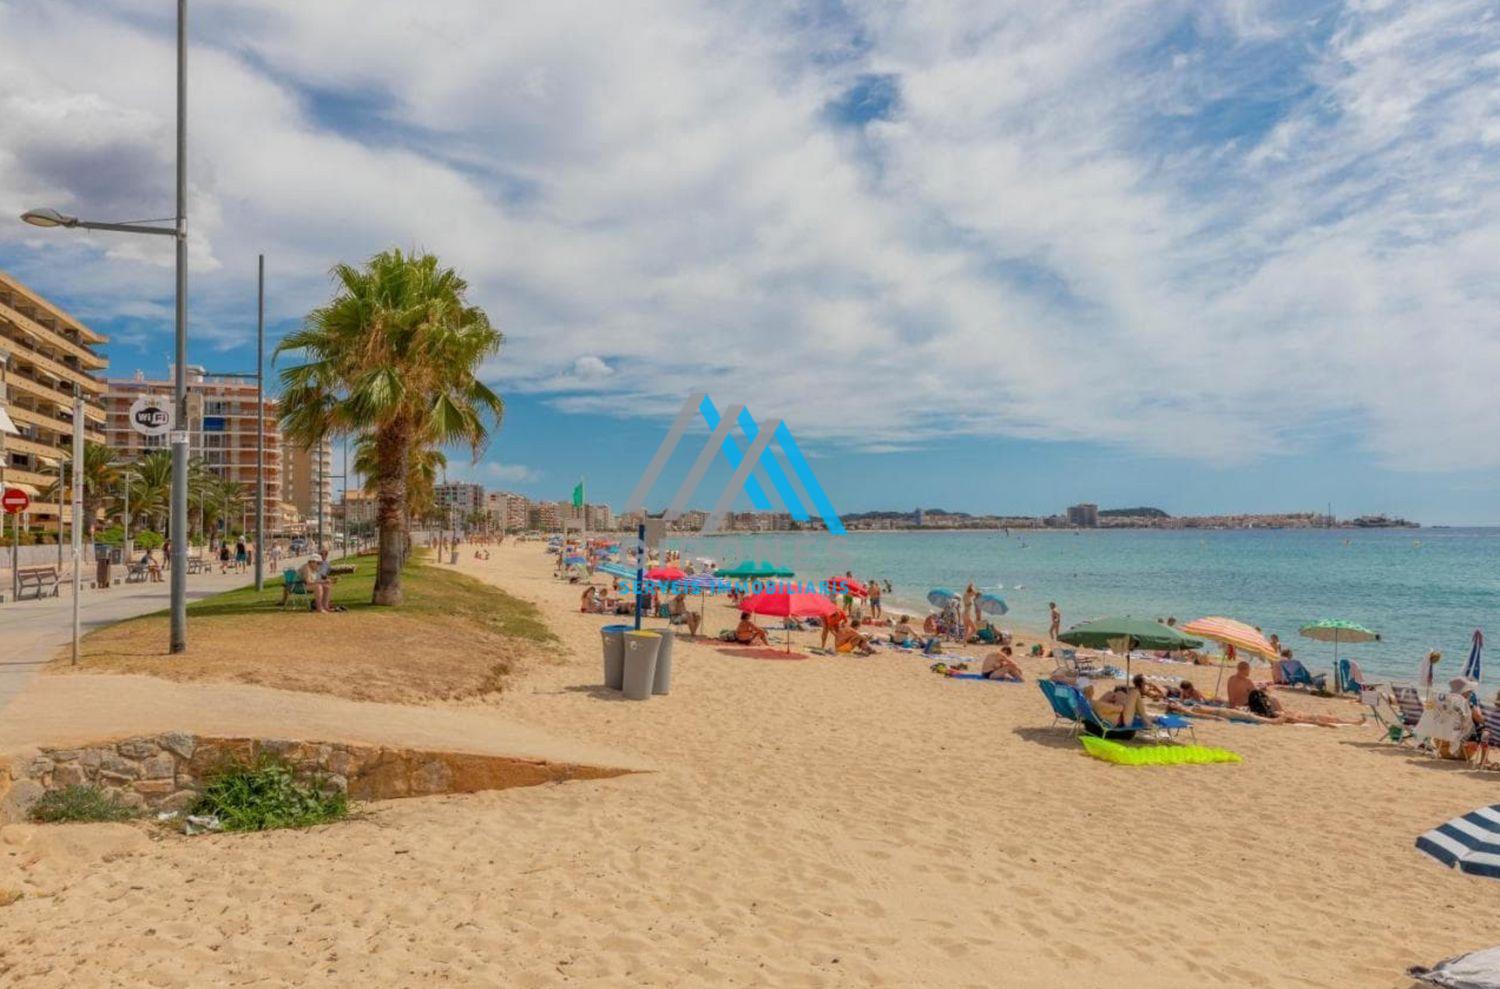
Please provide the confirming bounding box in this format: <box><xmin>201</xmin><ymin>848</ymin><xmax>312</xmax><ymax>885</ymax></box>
<box><xmin>571</xmin><ymin>480</ymin><xmax>584</xmax><ymax>509</ymax></box>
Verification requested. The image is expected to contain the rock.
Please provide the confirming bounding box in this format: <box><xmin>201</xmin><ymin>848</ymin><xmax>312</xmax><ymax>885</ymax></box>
<box><xmin>410</xmin><ymin>760</ymin><xmax>454</xmax><ymax>796</ymax></box>
<box><xmin>158</xmin><ymin>732</ymin><xmax>196</xmax><ymax>761</ymax></box>
<box><xmin>131</xmin><ymin>779</ymin><xmax>175</xmax><ymax>797</ymax></box>
<box><xmin>325</xmin><ymin>748</ymin><xmax>360</xmax><ymax>777</ymax></box>
<box><xmin>26</xmin><ymin>758</ymin><xmax>54</xmax><ymax>779</ymax></box>
<box><xmin>115</xmin><ymin>789</ymin><xmax>146</xmax><ymax>811</ymax></box>
<box><xmin>260</xmin><ymin>738</ymin><xmax>301</xmax><ymax>759</ymax></box>
<box><xmin>0</xmin><ymin>824</ymin><xmax>37</xmax><ymax>846</ymax></box>
<box><xmin>117</xmin><ymin>739</ymin><xmax>161</xmax><ymax>760</ymax></box>
<box><xmin>140</xmin><ymin>754</ymin><xmax>176</xmax><ymax>780</ymax></box>
<box><xmin>52</xmin><ymin>763</ymin><xmax>86</xmax><ymax>787</ymax></box>
<box><xmin>98</xmin><ymin>754</ymin><xmax>140</xmax><ymax>780</ymax></box>
<box><xmin>45</xmin><ymin>749</ymin><xmax>81</xmax><ymax>764</ymax></box>
<box><xmin>78</xmin><ymin>749</ymin><xmax>103</xmax><ymax>770</ymax></box>
<box><xmin>0</xmin><ymin>780</ymin><xmax>44</xmax><ymax>822</ymax></box>
<box><xmin>313</xmin><ymin>744</ymin><xmax>333</xmax><ymax>769</ymax></box>
<box><xmin>157</xmin><ymin>790</ymin><xmax>200</xmax><ymax>814</ymax></box>
<box><xmin>317</xmin><ymin>774</ymin><xmax>348</xmax><ymax>796</ymax></box>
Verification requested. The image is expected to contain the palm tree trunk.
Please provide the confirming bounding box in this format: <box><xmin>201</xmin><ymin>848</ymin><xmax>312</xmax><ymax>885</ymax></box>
<box><xmin>372</xmin><ymin>425</ymin><xmax>408</xmax><ymax>606</ymax></box>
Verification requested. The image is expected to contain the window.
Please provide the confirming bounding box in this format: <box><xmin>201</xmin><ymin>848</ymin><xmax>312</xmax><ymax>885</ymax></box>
<box><xmin>202</xmin><ymin>416</ymin><xmax>226</xmax><ymax>432</ymax></box>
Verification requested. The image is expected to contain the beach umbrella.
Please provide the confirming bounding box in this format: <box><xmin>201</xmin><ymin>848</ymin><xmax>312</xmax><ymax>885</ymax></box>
<box><xmin>563</xmin><ymin>554</ymin><xmax>587</xmax><ymax>566</ymax></box>
<box><xmin>1299</xmin><ymin>619</ymin><xmax>1380</xmax><ymax>669</ymax></box>
<box><xmin>645</xmin><ymin>565</ymin><xmax>687</xmax><ymax>582</ymax></box>
<box><xmin>828</xmin><ymin>576</ymin><xmax>868</xmax><ymax>597</ymax></box>
<box><xmin>738</xmin><ymin>587</ymin><xmax>838</xmax><ymax>653</ymax></box>
<box><xmin>1058</xmin><ymin>617</ymin><xmax>1202</xmax><ymax>679</ymax></box>
<box><xmin>716</xmin><ymin>560</ymin><xmax>796</xmax><ymax>581</ymax></box>
<box><xmin>1466</xmin><ymin>629</ymin><xmax>1485</xmax><ymax>683</ymax></box>
<box><xmin>1182</xmin><ymin>616</ymin><xmax>1278</xmax><ymax>699</ymax></box>
<box><xmin>1417</xmin><ymin>804</ymin><xmax>1500</xmax><ymax>880</ymax></box>
<box><xmin>927</xmin><ymin>588</ymin><xmax>957</xmax><ymax>608</ymax></box>
<box><xmin>976</xmin><ymin>593</ymin><xmax>1009</xmax><ymax>616</ymax></box>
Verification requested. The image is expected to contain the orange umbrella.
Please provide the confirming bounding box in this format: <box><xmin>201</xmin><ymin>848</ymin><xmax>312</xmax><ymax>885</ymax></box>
<box><xmin>1180</xmin><ymin>616</ymin><xmax>1279</xmax><ymax>659</ymax></box>
<box><xmin>1181</xmin><ymin>616</ymin><xmax>1279</xmax><ymax>699</ymax></box>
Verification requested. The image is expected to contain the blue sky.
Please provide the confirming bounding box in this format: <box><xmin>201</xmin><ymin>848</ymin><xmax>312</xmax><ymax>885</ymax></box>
<box><xmin>3</xmin><ymin>1</ymin><xmax>1499</xmax><ymax>524</ymax></box>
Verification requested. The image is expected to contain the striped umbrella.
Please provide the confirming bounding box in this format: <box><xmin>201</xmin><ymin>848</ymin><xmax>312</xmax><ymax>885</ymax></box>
<box><xmin>1299</xmin><ymin>619</ymin><xmax>1380</xmax><ymax>668</ymax></box>
<box><xmin>1417</xmin><ymin>804</ymin><xmax>1500</xmax><ymax>880</ymax></box>
<box><xmin>1465</xmin><ymin>629</ymin><xmax>1485</xmax><ymax>683</ymax></box>
<box><xmin>1180</xmin><ymin>617</ymin><xmax>1279</xmax><ymax>660</ymax></box>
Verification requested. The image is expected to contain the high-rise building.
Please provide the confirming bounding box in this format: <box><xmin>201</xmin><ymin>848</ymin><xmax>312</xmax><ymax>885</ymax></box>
<box><xmin>1066</xmin><ymin>503</ymin><xmax>1099</xmax><ymax>527</ymax></box>
<box><xmin>284</xmin><ymin>438</ymin><xmax>333</xmax><ymax>540</ymax></box>
<box><xmin>104</xmin><ymin>366</ymin><xmax>286</xmax><ymax>535</ymax></box>
<box><xmin>435</xmin><ymin>482</ymin><xmax>485</xmax><ymax>524</ymax></box>
<box><xmin>531</xmin><ymin>500</ymin><xmax>563</xmax><ymax>531</ymax></box>
<box><xmin>0</xmin><ymin>271</ymin><xmax>108</xmax><ymax>533</ymax></box>
<box><xmin>486</xmin><ymin>490</ymin><xmax>530</xmax><ymax>532</ymax></box>
<box><xmin>585</xmin><ymin>503</ymin><xmax>614</xmax><ymax>531</ymax></box>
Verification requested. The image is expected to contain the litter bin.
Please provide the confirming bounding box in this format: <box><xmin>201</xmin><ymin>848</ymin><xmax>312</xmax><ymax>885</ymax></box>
<box><xmin>600</xmin><ymin>624</ymin><xmax>631</xmax><ymax>689</ymax></box>
<box><xmin>651</xmin><ymin>627</ymin><xmax>675</xmax><ymax>695</ymax></box>
<box><xmin>621</xmin><ymin>631</ymin><xmax>661</xmax><ymax>700</ymax></box>
<box><xmin>95</xmin><ymin>558</ymin><xmax>112</xmax><ymax>588</ymax></box>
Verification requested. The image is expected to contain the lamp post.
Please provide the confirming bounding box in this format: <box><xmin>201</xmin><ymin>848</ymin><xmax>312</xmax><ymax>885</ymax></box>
<box><xmin>20</xmin><ymin>0</ymin><xmax>189</xmax><ymax>652</ymax></box>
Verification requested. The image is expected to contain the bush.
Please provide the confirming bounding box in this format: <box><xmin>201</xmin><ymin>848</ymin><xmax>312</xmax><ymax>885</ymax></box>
<box><xmin>30</xmin><ymin>785</ymin><xmax>139</xmax><ymax>823</ymax></box>
<box><xmin>191</xmin><ymin>757</ymin><xmax>348</xmax><ymax>832</ymax></box>
<box><xmin>134</xmin><ymin>531</ymin><xmax>165</xmax><ymax>551</ymax></box>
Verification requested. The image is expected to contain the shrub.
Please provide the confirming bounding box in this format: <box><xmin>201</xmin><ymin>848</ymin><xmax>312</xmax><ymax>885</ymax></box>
<box><xmin>191</xmin><ymin>757</ymin><xmax>348</xmax><ymax>832</ymax></box>
<box><xmin>134</xmin><ymin>530</ymin><xmax>165</xmax><ymax>551</ymax></box>
<box><xmin>30</xmin><ymin>785</ymin><xmax>138</xmax><ymax>823</ymax></box>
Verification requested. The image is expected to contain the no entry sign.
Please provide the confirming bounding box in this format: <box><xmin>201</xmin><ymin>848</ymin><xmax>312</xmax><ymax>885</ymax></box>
<box><xmin>2</xmin><ymin>487</ymin><xmax>29</xmax><ymax>514</ymax></box>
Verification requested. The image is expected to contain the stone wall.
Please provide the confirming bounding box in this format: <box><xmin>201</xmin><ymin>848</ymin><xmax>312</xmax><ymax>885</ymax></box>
<box><xmin>0</xmin><ymin>733</ymin><xmax>629</xmax><ymax>822</ymax></box>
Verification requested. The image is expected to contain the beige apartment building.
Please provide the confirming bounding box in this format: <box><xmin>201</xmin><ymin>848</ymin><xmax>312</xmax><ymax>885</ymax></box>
<box><xmin>284</xmin><ymin>437</ymin><xmax>333</xmax><ymax>540</ymax></box>
<box><xmin>0</xmin><ymin>271</ymin><xmax>108</xmax><ymax>532</ymax></box>
<box><xmin>104</xmin><ymin>367</ymin><xmax>297</xmax><ymax>534</ymax></box>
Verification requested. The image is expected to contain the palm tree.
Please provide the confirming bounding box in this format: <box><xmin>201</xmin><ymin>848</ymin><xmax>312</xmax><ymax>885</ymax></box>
<box><xmin>45</xmin><ymin>441</ymin><xmax>119</xmax><ymax>538</ymax></box>
<box><xmin>126</xmin><ymin>449</ymin><xmax>173</xmax><ymax>534</ymax></box>
<box><xmin>352</xmin><ymin>432</ymin><xmax>447</xmax><ymax>562</ymax></box>
<box><xmin>276</xmin><ymin>249</ymin><xmax>503</xmax><ymax>605</ymax></box>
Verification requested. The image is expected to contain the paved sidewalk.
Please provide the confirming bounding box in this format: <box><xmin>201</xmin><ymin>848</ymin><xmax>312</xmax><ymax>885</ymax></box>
<box><xmin>0</xmin><ymin>565</ymin><xmax>294</xmax><ymax>716</ymax></box>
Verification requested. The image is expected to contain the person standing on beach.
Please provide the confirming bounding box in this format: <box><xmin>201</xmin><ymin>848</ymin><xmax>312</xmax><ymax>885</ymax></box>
<box><xmin>1049</xmin><ymin>602</ymin><xmax>1061</xmax><ymax>640</ymax></box>
<box><xmin>867</xmin><ymin>578</ymin><xmax>882</xmax><ymax>619</ymax></box>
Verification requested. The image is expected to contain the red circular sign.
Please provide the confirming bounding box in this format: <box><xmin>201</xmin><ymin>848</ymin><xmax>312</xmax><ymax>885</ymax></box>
<box><xmin>2</xmin><ymin>487</ymin><xmax>29</xmax><ymax>514</ymax></box>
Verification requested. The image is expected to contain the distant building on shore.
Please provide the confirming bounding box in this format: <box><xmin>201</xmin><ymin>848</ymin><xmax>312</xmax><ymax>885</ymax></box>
<box><xmin>435</xmin><ymin>482</ymin><xmax>484</xmax><ymax>519</ymax></box>
<box><xmin>1066</xmin><ymin>503</ymin><xmax>1100</xmax><ymax>527</ymax></box>
<box><xmin>0</xmin><ymin>270</ymin><xmax>108</xmax><ymax>534</ymax></box>
<box><xmin>485</xmin><ymin>490</ymin><xmax>530</xmax><ymax>532</ymax></box>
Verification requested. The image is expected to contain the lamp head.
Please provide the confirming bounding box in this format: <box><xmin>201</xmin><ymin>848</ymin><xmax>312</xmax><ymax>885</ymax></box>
<box><xmin>20</xmin><ymin>208</ymin><xmax>77</xmax><ymax>228</ymax></box>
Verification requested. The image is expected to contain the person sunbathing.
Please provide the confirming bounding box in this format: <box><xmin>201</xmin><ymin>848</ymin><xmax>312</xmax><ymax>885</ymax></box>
<box><xmin>835</xmin><ymin>620</ymin><xmax>874</xmax><ymax>655</ymax></box>
<box><xmin>735</xmin><ymin>612</ymin><xmax>769</xmax><ymax>645</ymax></box>
<box><xmin>667</xmin><ymin>592</ymin><xmax>702</xmax><ymax>636</ymax></box>
<box><xmin>980</xmin><ymin>645</ymin><xmax>1023</xmax><ymax>680</ymax></box>
<box><xmin>580</xmin><ymin>586</ymin><xmax>601</xmax><ymax>613</ymax></box>
<box><xmin>890</xmin><ymin>616</ymin><xmax>918</xmax><ymax>646</ymax></box>
<box><xmin>923</xmin><ymin>613</ymin><xmax>940</xmax><ymax>635</ymax></box>
<box><xmin>1224</xmin><ymin>661</ymin><xmax>1364</xmax><ymax>726</ymax></box>
<box><xmin>1089</xmin><ymin>676</ymin><xmax>1152</xmax><ymax>728</ymax></box>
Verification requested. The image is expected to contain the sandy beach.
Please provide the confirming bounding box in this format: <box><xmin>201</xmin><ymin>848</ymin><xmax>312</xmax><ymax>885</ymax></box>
<box><xmin>2</xmin><ymin>539</ymin><xmax>1499</xmax><ymax>987</ymax></box>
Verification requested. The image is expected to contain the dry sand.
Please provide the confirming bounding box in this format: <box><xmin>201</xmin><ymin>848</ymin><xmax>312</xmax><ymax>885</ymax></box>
<box><xmin>3</xmin><ymin>539</ymin><xmax>1499</xmax><ymax>987</ymax></box>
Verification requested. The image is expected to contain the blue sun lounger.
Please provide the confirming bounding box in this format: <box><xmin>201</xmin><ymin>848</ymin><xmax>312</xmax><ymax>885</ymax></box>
<box><xmin>1278</xmin><ymin>659</ymin><xmax>1327</xmax><ymax>692</ymax></box>
<box><xmin>1038</xmin><ymin>680</ymin><xmax>1078</xmax><ymax>729</ymax></box>
<box><xmin>1063</xmin><ymin>683</ymin><xmax>1197</xmax><ymax>744</ymax></box>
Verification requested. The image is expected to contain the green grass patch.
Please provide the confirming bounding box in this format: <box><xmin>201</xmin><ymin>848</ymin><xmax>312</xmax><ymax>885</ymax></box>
<box><xmin>182</xmin><ymin>557</ymin><xmax>555</xmax><ymax>644</ymax></box>
<box><xmin>30</xmin><ymin>785</ymin><xmax>139</xmax><ymax>824</ymax></box>
<box><xmin>191</xmin><ymin>756</ymin><xmax>348</xmax><ymax>832</ymax></box>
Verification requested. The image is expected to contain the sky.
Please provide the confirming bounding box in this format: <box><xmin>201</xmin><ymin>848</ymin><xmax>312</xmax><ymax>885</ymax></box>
<box><xmin>2</xmin><ymin>0</ymin><xmax>1499</xmax><ymax>524</ymax></box>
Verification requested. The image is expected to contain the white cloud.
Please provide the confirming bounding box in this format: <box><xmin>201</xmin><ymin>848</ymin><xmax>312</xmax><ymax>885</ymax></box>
<box><xmin>1</xmin><ymin>1</ymin><xmax>1498</xmax><ymax>470</ymax></box>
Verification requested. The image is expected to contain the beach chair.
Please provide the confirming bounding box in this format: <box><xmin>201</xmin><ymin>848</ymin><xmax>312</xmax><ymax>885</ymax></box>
<box><xmin>1473</xmin><ymin>706</ymin><xmax>1500</xmax><ymax>768</ymax></box>
<box><xmin>1335</xmin><ymin>658</ymin><xmax>1375</xmax><ymax>695</ymax></box>
<box><xmin>1361</xmin><ymin>687</ymin><xmax>1408</xmax><ymax>742</ymax></box>
<box><xmin>1037</xmin><ymin>680</ymin><xmax>1079</xmax><ymax>730</ymax></box>
<box><xmin>1390</xmin><ymin>685</ymin><xmax>1428</xmax><ymax>744</ymax></box>
<box><xmin>280</xmin><ymin>568</ymin><xmax>309</xmax><ymax>611</ymax></box>
<box><xmin>1277</xmin><ymin>659</ymin><xmax>1327</xmax><ymax>692</ymax></box>
<box><xmin>1062</xmin><ymin>684</ymin><xmax>1195</xmax><ymax>744</ymax></box>
<box><xmin>1053</xmin><ymin>647</ymin><xmax>1102</xmax><ymax>678</ymax></box>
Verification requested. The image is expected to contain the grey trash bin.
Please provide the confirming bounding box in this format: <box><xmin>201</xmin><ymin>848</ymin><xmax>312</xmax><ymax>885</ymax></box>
<box><xmin>600</xmin><ymin>624</ymin><xmax>631</xmax><ymax>689</ymax></box>
<box><xmin>621</xmin><ymin>631</ymin><xmax>661</xmax><ymax>700</ymax></box>
<box><xmin>651</xmin><ymin>627</ymin><xmax>674</xmax><ymax>695</ymax></box>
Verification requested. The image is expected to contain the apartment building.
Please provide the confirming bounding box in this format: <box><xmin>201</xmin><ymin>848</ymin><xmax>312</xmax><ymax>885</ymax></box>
<box><xmin>485</xmin><ymin>490</ymin><xmax>530</xmax><ymax>532</ymax></box>
<box><xmin>434</xmin><ymin>482</ymin><xmax>484</xmax><ymax>520</ymax></box>
<box><xmin>585</xmin><ymin>504</ymin><xmax>614</xmax><ymax>531</ymax></box>
<box><xmin>104</xmin><ymin>367</ymin><xmax>289</xmax><ymax>533</ymax></box>
<box><xmin>0</xmin><ymin>271</ymin><xmax>108</xmax><ymax>532</ymax></box>
<box><xmin>284</xmin><ymin>438</ymin><xmax>333</xmax><ymax>538</ymax></box>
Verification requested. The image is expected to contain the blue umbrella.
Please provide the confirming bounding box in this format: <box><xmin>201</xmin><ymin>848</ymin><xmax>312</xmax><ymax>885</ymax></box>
<box><xmin>927</xmin><ymin>588</ymin><xmax>956</xmax><ymax>608</ymax></box>
<box><xmin>563</xmin><ymin>554</ymin><xmax>586</xmax><ymax>566</ymax></box>
<box><xmin>976</xmin><ymin>593</ymin><xmax>1008</xmax><ymax>616</ymax></box>
<box><xmin>1465</xmin><ymin>629</ymin><xmax>1485</xmax><ymax>683</ymax></box>
<box><xmin>1417</xmin><ymin>804</ymin><xmax>1500</xmax><ymax>879</ymax></box>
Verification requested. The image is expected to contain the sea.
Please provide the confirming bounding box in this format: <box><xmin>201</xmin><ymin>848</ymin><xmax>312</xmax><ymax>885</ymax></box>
<box><xmin>664</xmin><ymin>527</ymin><xmax>1500</xmax><ymax>683</ymax></box>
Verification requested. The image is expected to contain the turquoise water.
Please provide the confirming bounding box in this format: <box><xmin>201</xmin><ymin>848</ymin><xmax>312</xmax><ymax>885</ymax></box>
<box><xmin>665</xmin><ymin>528</ymin><xmax>1500</xmax><ymax>681</ymax></box>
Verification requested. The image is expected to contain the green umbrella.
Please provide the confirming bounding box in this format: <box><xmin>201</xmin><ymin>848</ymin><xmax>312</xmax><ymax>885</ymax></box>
<box><xmin>1058</xmin><ymin>617</ymin><xmax>1203</xmax><ymax>679</ymax></box>
<box><xmin>715</xmin><ymin>560</ymin><xmax>796</xmax><ymax>580</ymax></box>
<box><xmin>1299</xmin><ymin>619</ymin><xmax>1380</xmax><ymax>670</ymax></box>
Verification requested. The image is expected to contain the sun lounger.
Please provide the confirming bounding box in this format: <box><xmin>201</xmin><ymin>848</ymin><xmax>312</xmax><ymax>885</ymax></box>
<box><xmin>1037</xmin><ymin>680</ymin><xmax>1078</xmax><ymax>729</ymax></box>
<box><xmin>1335</xmin><ymin>658</ymin><xmax>1380</xmax><ymax>695</ymax></box>
<box><xmin>1053</xmin><ymin>647</ymin><xmax>1102</xmax><ymax>678</ymax></box>
<box><xmin>1362</xmin><ymin>687</ymin><xmax>1409</xmax><ymax>742</ymax></box>
<box><xmin>1277</xmin><ymin>659</ymin><xmax>1327</xmax><ymax>692</ymax></box>
<box><xmin>1062</xmin><ymin>683</ymin><xmax>1196</xmax><ymax>744</ymax></box>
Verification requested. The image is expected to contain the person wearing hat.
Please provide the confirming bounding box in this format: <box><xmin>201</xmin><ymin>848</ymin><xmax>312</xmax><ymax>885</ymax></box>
<box><xmin>1449</xmin><ymin>677</ymin><xmax>1485</xmax><ymax>759</ymax></box>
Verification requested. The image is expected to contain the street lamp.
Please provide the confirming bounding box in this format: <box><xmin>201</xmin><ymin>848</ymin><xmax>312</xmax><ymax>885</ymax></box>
<box><xmin>19</xmin><ymin>0</ymin><xmax>190</xmax><ymax>653</ymax></box>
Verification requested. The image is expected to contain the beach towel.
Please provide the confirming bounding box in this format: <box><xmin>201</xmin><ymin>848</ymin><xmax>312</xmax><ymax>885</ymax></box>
<box><xmin>1079</xmin><ymin>736</ymin><xmax>1242</xmax><ymax>766</ymax></box>
<box><xmin>1410</xmin><ymin>944</ymin><xmax>1500</xmax><ymax>988</ymax></box>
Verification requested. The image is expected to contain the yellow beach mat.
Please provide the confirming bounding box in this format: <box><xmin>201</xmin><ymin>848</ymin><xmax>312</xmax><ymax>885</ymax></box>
<box><xmin>1079</xmin><ymin>736</ymin><xmax>1242</xmax><ymax>766</ymax></box>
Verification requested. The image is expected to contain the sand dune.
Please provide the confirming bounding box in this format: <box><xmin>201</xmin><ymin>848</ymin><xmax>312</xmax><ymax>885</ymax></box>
<box><xmin>2</xmin><ymin>539</ymin><xmax>1497</xmax><ymax>987</ymax></box>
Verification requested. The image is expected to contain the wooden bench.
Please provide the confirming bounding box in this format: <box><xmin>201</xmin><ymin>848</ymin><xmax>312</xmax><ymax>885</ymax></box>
<box><xmin>16</xmin><ymin>567</ymin><xmax>60</xmax><ymax>600</ymax></box>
